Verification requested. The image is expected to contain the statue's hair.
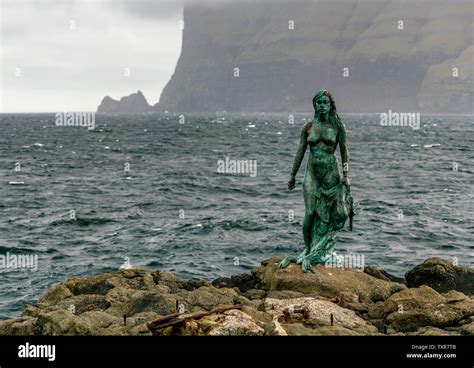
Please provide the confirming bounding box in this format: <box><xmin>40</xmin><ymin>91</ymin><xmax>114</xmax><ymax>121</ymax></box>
<box><xmin>312</xmin><ymin>89</ymin><xmax>345</xmax><ymax>136</ymax></box>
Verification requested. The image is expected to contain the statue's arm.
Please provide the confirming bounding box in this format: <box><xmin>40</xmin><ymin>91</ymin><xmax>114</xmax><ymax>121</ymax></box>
<box><xmin>338</xmin><ymin>121</ymin><xmax>350</xmax><ymax>182</ymax></box>
<box><xmin>290</xmin><ymin>123</ymin><xmax>308</xmax><ymax>177</ymax></box>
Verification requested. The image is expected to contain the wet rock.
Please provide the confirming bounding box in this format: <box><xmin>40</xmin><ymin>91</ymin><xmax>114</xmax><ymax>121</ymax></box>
<box><xmin>211</xmin><ymin>273</ymin><xmax>257</xmax><ymax>293</ymax></box>
<box><xmin>364</xmin><ymin>265</ymin><xmax>405</xmax><ymax>284</ymax></box>
<box><xmin>405</xmin><ymin>258</ymin><xmax>474</xmax><ymax>295</ymax></box>
<box><xmin>253</xmin><ymin>257</ymin><xmax>406</xmax><ymax>302</ymax></box>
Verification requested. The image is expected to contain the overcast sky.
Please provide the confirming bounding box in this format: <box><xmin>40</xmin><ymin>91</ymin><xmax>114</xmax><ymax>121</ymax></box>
<box><xmin>0</xmin><ymin>0</ymin><xmax>184</xmax><ymax>112</ymax></box>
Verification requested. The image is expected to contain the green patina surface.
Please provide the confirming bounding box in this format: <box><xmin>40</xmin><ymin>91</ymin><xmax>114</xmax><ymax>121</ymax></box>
<box><xmin>280</xmin><ymin>90</ymin><xmax>354</xmax><ymax>272</ymax></box>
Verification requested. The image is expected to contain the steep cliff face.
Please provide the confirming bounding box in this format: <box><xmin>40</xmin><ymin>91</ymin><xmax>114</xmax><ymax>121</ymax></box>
<box><xmin>157</xmin><ymin>0</ymin><xmax>473</xmax><ymax>113</ymax></box>
<box><xmin>97</xmin><ymin>90</ymin><xmax>152</xmax><ymax>114</ymax></box>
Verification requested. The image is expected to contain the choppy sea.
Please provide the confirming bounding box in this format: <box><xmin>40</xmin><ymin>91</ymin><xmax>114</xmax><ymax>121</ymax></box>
<box><xmin>0</xmin><ymin>112</ymin><xmax>472</xmax><ymax>319</ymax></box>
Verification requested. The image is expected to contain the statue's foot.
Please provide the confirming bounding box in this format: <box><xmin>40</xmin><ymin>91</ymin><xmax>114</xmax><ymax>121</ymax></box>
<box><xmin>296</xmin><ymin>247</ymin><xmax>310</xmax><ymax>265</ymax></box>
<box><xmin>301</xmin><ymin>259</ymin><xmax>315</xmax><ymax>273</ymax></box>
<box><xmin>278</xmin><ymin>256</ymin><xmax>294</xmax><ymax>269</ymax></box>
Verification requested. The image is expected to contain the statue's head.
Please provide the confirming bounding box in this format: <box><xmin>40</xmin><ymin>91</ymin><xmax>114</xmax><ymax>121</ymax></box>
<box><xmin>312</xmin><ymin>89</ymin><xmax>336</xmax><ymax>115</ymax></box>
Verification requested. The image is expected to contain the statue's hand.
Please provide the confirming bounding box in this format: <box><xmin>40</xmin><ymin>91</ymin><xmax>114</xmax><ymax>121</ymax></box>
<box><xmin>342</xmin><ymin>177</ymin><xmax>350</xmax><ymax>192</ymax></box>
<box><xmin>288</xmin><ymin>175</ymin><xmax>296</xmax><ymax>190</ymax></box>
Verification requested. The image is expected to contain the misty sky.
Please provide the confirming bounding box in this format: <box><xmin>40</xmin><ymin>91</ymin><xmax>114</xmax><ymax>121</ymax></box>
<box><xmin>0</xmin><ymin>0</ymin><xmax>185</xmax><ymax>112</ymax></box>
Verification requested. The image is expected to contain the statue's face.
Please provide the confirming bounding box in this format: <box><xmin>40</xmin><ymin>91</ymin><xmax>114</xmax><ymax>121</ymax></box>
<box><xmin>315</xmin><ymin>95</ymin><xmax>331</xmax><ymax>114</ymax></box>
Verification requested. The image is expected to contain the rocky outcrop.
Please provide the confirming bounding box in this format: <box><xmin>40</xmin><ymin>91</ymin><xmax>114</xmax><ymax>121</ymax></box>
<box><xmin>263</xmin><ymin>297</ymin><xmax>379</xmax><ymax>335</ymax></box>
<box><xmin>0</xmin><ymin>258</ymin><xmax>472</xmax><ymax>336</ymax></box>
<box><xmin>364</xmin><ymin>265</ymin><xmax>405</xmax><ymax>284</ymax></box>
<box><xmin>405</xmin><ymin>257</ymin><xmax>474</xmax><ymax>295</ymax></box>
<box><xmin>97</xmin><ymin>90</ymin><xmax>152</xmax><ymax>114</ymax></box>
<box><xmin>252</xmin><ymin>257</ymin><xmax>406</xmax><ymax>302</ymax></box>
<box><xmin>367</xmin><ymin>286</ymin><xmax>474</xmax><ymax>333</ymax></box>
<box><xmin>211</xmin><ymin>273</ymin><xmax>257</xmax><ymax>292</ymax></box>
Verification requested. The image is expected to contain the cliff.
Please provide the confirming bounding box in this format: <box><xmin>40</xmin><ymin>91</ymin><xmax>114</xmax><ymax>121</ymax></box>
<box><xmin>97</xmin><ymin>90</ymin><xmax>152</xmax><ymax>114</ymax></box>
<box><xmin>156</xmin><ymin>0</ymin><xmax>473</xmax><ymax>113</ymax></box>
<box><xmin>96</xmin><ymin>1</ymin><xmax>473</xmax><ymax>114</ymax></box>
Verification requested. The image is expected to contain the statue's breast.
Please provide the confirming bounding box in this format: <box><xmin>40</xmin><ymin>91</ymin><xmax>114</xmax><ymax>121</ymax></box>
<box><xmin>307</xmin><ymin>130</ymin><xmax>320</xmax><ymax>145</ymax></box>
<box><xmin>321</xmin><ymin>127</ymin><xmax>337</xmax><ymax>145</ymax></box>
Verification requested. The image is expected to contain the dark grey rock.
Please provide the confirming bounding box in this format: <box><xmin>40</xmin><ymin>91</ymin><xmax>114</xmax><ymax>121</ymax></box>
<box><xmin>97</xmin><ymin>90</ymin><xmax>152</xmax><ymax>114</ymax></box>
<box><xmin>405</xmin><ymin>258</ymin><xmax>474</xmax><ymax>295</ymax></box>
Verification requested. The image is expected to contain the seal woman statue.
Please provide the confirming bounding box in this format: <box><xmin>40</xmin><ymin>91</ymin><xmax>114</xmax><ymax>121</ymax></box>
<box><xmin>279</xmin><ymin>89</ymin><xmax>354</xmax><ymax>272</ymax></box>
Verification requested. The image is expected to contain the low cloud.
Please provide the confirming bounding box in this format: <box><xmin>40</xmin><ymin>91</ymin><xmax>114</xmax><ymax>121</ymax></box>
<box><xmin>1</xmin><ymin>0</ymin><xmax>183</xmax><ymax>112</ymax></box>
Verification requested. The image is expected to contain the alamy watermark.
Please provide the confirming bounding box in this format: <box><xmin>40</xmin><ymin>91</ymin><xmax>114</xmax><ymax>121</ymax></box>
<box><xmin>0</xmin><ymin>252</ymin><xmax>38</xmax><ymax>272</ymax></box>
<box><xmin>380</xmin><ymin>110</ymin><xmax>420</xmax><ymax>130</ymax></box>
<box><xmin>217</xmin><ymin>157</ymin><xmax>257</xmax><ymax>177</ymax></box>
<box><xmin>324</xmin><ymin>253</ymin><xmax>365</xmax><ymax>272</ymax></box>
<box><xmin>55</xmin><ymin>112</ymin><xmax>95</xmax><ymax>130</ymax></box>
<box><xmin>18</xmin><ymin>343</ymin><xmax>55</xmax><ymax>362</ymax></box>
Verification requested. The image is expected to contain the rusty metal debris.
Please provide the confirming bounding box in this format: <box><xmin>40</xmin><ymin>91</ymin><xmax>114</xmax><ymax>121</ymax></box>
<box><xmin>147</xmin><ymin>304</ymin><xmax>242</xmax><ymax>335</ymax></box>
<box><xmin>282</xmin><ymin>306</ymin><xmax>310</xmax><ymax>323</ymax></box>
<box><xmin>330</xmin><ymin>294</ymin><xmax>346</xmax><ymax>307</ymax></box>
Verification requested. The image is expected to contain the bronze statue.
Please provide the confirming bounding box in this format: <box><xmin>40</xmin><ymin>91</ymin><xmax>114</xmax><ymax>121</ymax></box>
<box><xmin>280</xmin><ymin>90</ymin><xmax>354</xmax><ymax>272</ymax></box>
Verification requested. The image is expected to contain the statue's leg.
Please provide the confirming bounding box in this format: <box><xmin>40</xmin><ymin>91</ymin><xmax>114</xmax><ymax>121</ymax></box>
<box><xmin>279</xmin><ymin>171</ymin><xmax>316</xmax><ymax>269</ymax></box>
<box><xmin>301</xmin><ymin>222</ymin><xmax>337</xmax><ymax>271</ymax></box>
<box><xmin>297</xmin><ymin>173</ymin><xmax>317</xmax><ymax>264</ymax></box>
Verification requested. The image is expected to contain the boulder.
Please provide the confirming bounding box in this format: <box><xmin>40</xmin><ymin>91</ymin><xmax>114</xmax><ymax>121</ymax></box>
<box><xmin>211</xmin><ymin>273</ymin><xmax>257</xmax><ymax>292</ymax></box>
<box><xmin>460</xmin><ymin>322</ymin><xmax>474</xmax><ymax>336</ymax></box>
<box><xmin>104</xmin><ymin>287</ymin><xmax>177</xmax><ymax>317</ymax></box>
<box><xmin>173</xmin><ymin>286</ymin><xmax>241</xmax><ymax>311</ymax></box>
<box><xmin>408</xmin><ymin>327</ymin><xmax>461</xmax><ymax>336</ymax></box>
<box><xmin>364</xmin><ymin>265</ymin><xmax>405</xmax><ymax>284</ymax></box>
<box><xmin>263</xmin><ymin>297</ymin><xmax>378</xmax><ymax>335</ymax></box>
<box><xmin>253</xmin><ymin>257</ymin><xmax>406</xmax><ymax>302</ymax></box>
<box><xmin>38</xmin><ymin>309</ymin><xmax>124</xmax><ymax>336</ymax></box>
<box><xmin>282</xmin><ymin>323</ymin><xmax>366</xmax><ymax>336</ymax></box>
<box><xmin>1</xmin><ymin>259</ymin><xmax>470</xmax><ymax>336</ymax></box>
<box><xmin>37</xmin><ymin>284</ymin><xmax>73</xmax><ymax>306</ymax></box>
<box><xmin>208</xmin><ymin>309</ymin><xmax>265</xmax><ymax>336</ymax></box>
<box><xmin>405</xmin><ymin>258</ymin><xmax>474</xmax><ymax>295</ymax></box>
<box><xmin>0</xmin><ymin>316</ymin><xmax>39</xmax><ymax>336</ymax></box>
<box><xmin>369</xmin><ymin>285</ymin><xmax>474</xmax><ymax>333</ymax></box>
<box><xmin>37</xmin><ymin>310</ymin><xmax>77</xmax><ymax>335</ymax></box>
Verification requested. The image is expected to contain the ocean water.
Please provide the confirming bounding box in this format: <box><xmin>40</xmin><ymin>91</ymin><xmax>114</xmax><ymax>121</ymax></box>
<box><xmin>0</xmin><ymin>113</ymin><xmax>473</xmax><ymax>319</ymax></box>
